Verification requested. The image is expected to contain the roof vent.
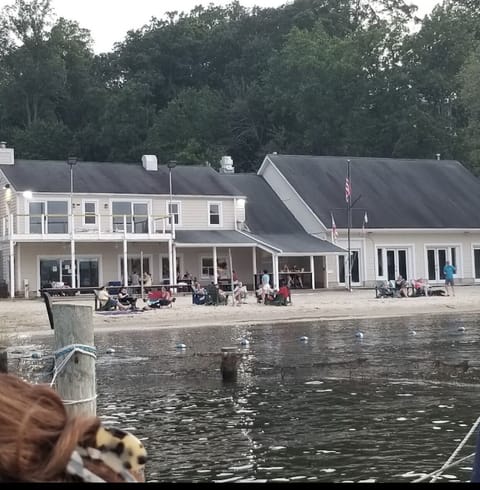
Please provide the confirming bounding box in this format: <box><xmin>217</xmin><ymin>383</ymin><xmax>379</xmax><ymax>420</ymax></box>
<box><xmin>219</xmin><ymin>155</ymin><xmax>234</xmax><ymax>174</ymax></box>
<box><xmin>0</xmin><ymin>142</ymin><xmax>14</xmax><ymax>165</ymax></box>
<box><xmin>142</xmin><ymin>154</ymin><xmax>158</xmax><ymax>171</ymax></box>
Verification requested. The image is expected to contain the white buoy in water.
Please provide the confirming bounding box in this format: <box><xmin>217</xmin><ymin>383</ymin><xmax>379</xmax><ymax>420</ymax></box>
<box><xmin>240</xmin><ymin>338</ymin><xmax>250</xmax><ymax>346</ymax></box>
<box><xmin>355</xmin><ymin>331</ymin><xmax>364</xmax><ymax>339</ymax></box>
<box><xmin>31</xmin><ymin>351</ymin><xmax>42</xmax><ymax>359</ymax></box>
<box><xmin>106</xmin><ymin>348</ymin><xmax>116</xmax><ymax>354</ymax></box>
<box><xmin>300</xmin><ymin>336</ymin><xmax>309</xmax><ymax>342</ymax></box>
<box><xmin>458</xmin><ymin>326</ymin><xmax>465</xmax><ymax>332</ymax></box>
<box><xmin>176</xmin><ymin>343</ymin><xmax>187</xmax><ymax>349</ymax></box>
<box><xmin>410</xmin><ymin>330</ymin><xmax>417</xmax><ymax>336</ymax></box>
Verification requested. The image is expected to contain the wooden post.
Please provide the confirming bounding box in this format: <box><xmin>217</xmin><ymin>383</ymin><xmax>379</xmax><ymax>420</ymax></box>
<box><xmin>0</xmin><ymin>348</ymin><xmax>7</xmax><ymax>373</ymax></box>
<box><xmin>221</xmin><ymin>347</ymin><xmax>239</xmax><ymax>382</ymax></box>
<box><xmin>52</xmin><ymin>304</ymin><xmax>96</xmax><ymax>417</ymax></box>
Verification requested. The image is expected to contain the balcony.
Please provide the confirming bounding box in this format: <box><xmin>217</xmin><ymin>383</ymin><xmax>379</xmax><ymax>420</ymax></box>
<box><xmin>0</xmin><ymin>213</ymin><xmax>173</xmax><ymax>242</ymax></box>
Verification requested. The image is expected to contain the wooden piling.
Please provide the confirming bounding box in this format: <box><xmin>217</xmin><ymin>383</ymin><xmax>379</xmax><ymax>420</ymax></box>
<box><xmin>0</xmin><ymin>348</ymin><xmax>7</xmax><ymax>373</ymax></box>
<box><xmin>221</xmin><ymin>347</ymin><xmax>239</xmax><ymax>382</ymax></box>
<box><xmin>52</xmin><ymin>303</ymin><xmax>96</xmax><ymax>417</ymax></box>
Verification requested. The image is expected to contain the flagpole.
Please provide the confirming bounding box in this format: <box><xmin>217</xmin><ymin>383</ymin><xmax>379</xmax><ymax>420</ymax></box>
<box><xmin>347</xmin><ymin>159</ymin><xmax>352</xmax><ymax>291</ymax></box>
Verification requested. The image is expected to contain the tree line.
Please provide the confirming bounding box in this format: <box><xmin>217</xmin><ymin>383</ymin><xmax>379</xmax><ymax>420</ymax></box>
<box><xmin>1</xmin><ymin>0</ymin><xmax>480</xmax><ymax>174</ymax></box>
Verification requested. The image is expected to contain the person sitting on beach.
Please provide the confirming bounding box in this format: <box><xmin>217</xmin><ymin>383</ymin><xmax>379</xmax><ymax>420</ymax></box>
<box><xmin>411</xmin><ymin>278</ymin><xmax>430</xmax><ymax>297</ymax></box>
<box><xmin>274</xmin><ymin>280</ymin><xmax>292</xmax><ymax>305</ymax></box>
<box><xmin>146</xmin><ymin>286</ymin><xmax>176</xmax><ymax>308</ymax></box>
<box><xmin>395</xmin><ymin>275</ymin><xmax>409</xmax><ymax>297</ymax></box>
<box><xmin>97</xmin><ymin>286</ymin><xmax>129</xmax><ymax>311</ymax></box>
<box><xmin>117</xmin><ymin>287</ymin><xmax>137</xmax><ymax>309</ymax></box>
<box><xmin>0</xmin><ymin>373</ymin><xmax>147</xmax><ymax>482</ymax></box>
<box><xmin>192</xmin><ymin>281</ymin><xmax>207</xmax><ymax>305</ymax></box>
<box><xmin>233</xmin><ymin>281</ymin><xmax>248</xmax><ymax>305</ymax></box>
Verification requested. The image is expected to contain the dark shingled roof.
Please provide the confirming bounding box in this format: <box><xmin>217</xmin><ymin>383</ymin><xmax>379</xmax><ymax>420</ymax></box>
<box><xmin>266</xmin><ymin>154</ymin><xmax>480</xmax><ymax>229</ymax></box>
<box><xmin>225</xmin><ymin>173</ymin><xmax>345</xmax><ymax>254</ymax></box>
<box><xmin>175</xmin><ymin>230</ymin><xmax>256</xmax><ymax>246</ymax></box>
<box><xmin>0</xmin><ymin>159</ymin><xmax>242</xmax><ymax>196</ymax></box>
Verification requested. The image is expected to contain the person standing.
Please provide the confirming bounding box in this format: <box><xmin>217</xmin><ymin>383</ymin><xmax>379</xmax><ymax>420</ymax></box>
<box><xmin>130</xmin><ymin>270</ymin><xmax>140</xmax><ymax>286</ymax></box>
<box><xmin>443</xmin><ymin>261</ymin><xmax>456</xmax><ymax>296</ymax></box>
<box><xmin>260</xmin><ymin>269</ymin><xmax>271</xmax><ymax>304</ymax></box>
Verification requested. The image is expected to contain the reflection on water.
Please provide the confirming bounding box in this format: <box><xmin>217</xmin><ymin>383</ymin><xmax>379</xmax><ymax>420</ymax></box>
<box><xmin>10</xmin><ymin>313</ymin><xmax>480</xmax><ymax>482</ymax></box>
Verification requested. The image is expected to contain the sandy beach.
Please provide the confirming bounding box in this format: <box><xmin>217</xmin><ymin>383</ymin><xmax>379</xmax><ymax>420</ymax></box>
<box><xmin>1</xmin><ymin>285</ymin><xmax>479</xmax><ymax>338</ymax></box>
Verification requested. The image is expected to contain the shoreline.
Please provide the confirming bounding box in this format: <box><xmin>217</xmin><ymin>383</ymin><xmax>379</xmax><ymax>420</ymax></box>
<box><xmin>1</xmin><ymin>286</ymin><xmax>479</xmax><ymax>338</ymax></box>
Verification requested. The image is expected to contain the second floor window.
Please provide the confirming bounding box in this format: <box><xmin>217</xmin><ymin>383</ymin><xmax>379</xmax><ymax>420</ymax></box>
<box><xmin>112</xmin><ymin>201</ymin><xmax>149</xmax><ymax>233</ymax></box>
<box><xmin>208</xmin><ymin>202</ymin><xmax>222</xmax><ymax>226</ymax></box>
<box><xmin>167</xmin><ymin>201</ymin><xmax>181</xmax><ymax>226</ymax></box>
<box><xmin>83</xmin><ymin>201</ymin><xmax>97</xmax><ymax>225</ymax></box>
<box><xmin>29</xmin><ymin>200</ymin><xmax>68</xmax><ymax>234</ymax></box>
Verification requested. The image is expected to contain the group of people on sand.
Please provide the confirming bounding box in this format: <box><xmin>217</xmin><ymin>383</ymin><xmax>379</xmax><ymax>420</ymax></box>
<box><xmin>378</xmin><ymin>261</ymin><xmax>456</xmax><ymax>299</ymax></box>
<box><xmin>97</xmin><ymin>283</ymin><xmax>176</xmax><ymax>311</ymax></box>
<box><xmin>256</xmin><ymin>270</ymin><xmax>292</xmax><ymax>306</ymax></box>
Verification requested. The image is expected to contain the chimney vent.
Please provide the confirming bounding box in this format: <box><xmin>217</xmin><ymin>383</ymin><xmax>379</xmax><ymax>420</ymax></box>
<box><xmin>142</xmin><ymin>154</ymin><xmax>158</xmax><ymax>171</ymax></box>
<box><xmin>219</xmin><ymin>155</ymin><xmax>234</xmax><ymax>174</ymax></box>
<box><xmin>0</xmin><ymin>142</ymin><xmax>14</xmax><ymax>165</ymax></box>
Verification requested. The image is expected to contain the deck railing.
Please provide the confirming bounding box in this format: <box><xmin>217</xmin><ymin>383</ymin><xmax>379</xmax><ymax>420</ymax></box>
<box><xmin>0</xmin><ymin>213</ymin><xmax>172</xmax><ymax>240</ymax></box>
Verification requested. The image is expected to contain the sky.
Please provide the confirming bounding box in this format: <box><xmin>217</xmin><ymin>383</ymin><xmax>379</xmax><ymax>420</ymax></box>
<box><xmin>0</xmin><ymin>0</ymin><xmax>442</xmax><ymax>53</ymax></box>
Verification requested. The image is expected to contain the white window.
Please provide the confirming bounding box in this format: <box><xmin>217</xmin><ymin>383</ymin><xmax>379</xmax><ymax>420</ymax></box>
<box><xmin>166</xmin><ymin>201</ymin><xmax>181</xmax><ymax>226</ymax></box>
<box><xmin>83</xmin><ymin>201</ymin><xmax>97</xmax><ymax>226</ymax></box>
<box><xmin>201</xmin><ymin>256</ymin><xmax>228</xmax><ymax>279</ymax></box>
<box><xmin>208</xmin><ymin>201</ymin><xmax>222</xmax><ymax>227</ymax></box>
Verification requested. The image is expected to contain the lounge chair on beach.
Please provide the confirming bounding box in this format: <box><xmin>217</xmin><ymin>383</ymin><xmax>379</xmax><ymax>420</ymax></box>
<box><xmin>376</xmin><ymin>280</ymin><xmax>395</xmax><ymax>298</ymax></box>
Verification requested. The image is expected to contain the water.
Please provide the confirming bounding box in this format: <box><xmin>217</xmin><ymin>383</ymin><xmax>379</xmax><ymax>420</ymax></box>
<box><xmin>9</xmin><ymin>313</ymin><xmax>480</xmax><ymax>482</ymax></box>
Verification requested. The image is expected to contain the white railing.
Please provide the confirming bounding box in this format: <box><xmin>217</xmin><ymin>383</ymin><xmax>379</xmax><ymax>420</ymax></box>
<box><xmin>0</xmin><ymin>213</ymin><xmax>171</xmax><ymax>240</ymax></box>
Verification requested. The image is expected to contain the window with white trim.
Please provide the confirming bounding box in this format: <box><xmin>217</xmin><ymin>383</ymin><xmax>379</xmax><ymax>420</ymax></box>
<box><xmin>83</xmin><ymin>201</ymin><xmax>97</xmax><ymax>226</ymax></box>
<box><xmin>166</xmin><ymin>201</ymin><xmax>181</xmax><ymax>226</ymax></box>
<box><xmin>208</xmin><ymin>201</ymin><xmax>222</xmax><ymax>226</ymax></box>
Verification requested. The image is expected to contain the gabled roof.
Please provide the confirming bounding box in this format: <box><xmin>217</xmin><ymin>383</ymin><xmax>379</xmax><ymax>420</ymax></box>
<box><xmin>263</xmin><ymin>154</ymin><xmax>480</xmax><ymax>229</ymax></box>
<box><xmin>225</xmin><ymin>173</ymin><xmax>345</xmax><ymax>254</ymax></box>
<box><xmin>0</xmin><ymin>159</ymin><xmax>242</xmax><ymax>197</ymax></box>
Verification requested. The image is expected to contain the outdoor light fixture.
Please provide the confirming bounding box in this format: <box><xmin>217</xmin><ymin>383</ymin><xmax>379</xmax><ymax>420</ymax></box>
<box><xmin>3</xmin><ymin>183</ymin><xmax>10</xmax><ymax>189</ymax></box>
<box><xmin>23</xmin><ymin>190</ymin><xmax>33</xmax><ymax>199</ymax></box>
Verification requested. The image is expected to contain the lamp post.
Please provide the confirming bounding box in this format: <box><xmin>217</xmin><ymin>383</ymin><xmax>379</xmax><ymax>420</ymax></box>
<box><xmin>167</xmin><ymin>160</ymin><xmax>177</xmax><ymax>285</ymax></box>
<box><xmin>67</xmin><ymin>157</ymin><xmax>78</xmax><ymax>289</ymax></box>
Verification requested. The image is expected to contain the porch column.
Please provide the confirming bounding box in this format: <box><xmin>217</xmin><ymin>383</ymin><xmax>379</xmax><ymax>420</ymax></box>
<box><xmin>213</xmin><ymin>246</ymin><xmax>218</xmax><ymax>284</ymax></box>
<box><xmin>273</xmin><ymin>254</ymin><xmax>279</xmax><ymax>289</ymax></box>
<box><xmin>9</xmin><ymin>239</ymin><xmax>14</xmax><ymax>298</ymax></box>
<box><xmin>122</xmin><ymin>239</ymin><xmax>128</xmax><ymax>287</ymax></box>
<box><xmin>168</xmin><ymin>238</ymin><xmax>174</xmax><ymax>285</ymax></box>
<box><xmin>70</xmin><ymin>239</ymin><xmax>76</xmax><ymax>289</ymax></box>
<box><xmin>310</xmin><ymin>255</ymin><xmax>315</xmax><ymax>290</ymax></box>
<box><xmin>252</xmin><ymin>247</ymin><xmax>257</xmax><ymax>289</ymax></box>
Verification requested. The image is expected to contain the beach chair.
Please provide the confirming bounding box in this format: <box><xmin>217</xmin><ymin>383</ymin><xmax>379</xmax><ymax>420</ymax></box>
<box><xmin>375</xmin><ymin>280</ymin><xmax>395</xmax><ymax>298</ymax></box>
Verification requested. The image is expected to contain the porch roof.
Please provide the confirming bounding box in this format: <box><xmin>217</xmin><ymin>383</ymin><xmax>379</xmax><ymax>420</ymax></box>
<box><xmin>175</xmin><ymin>230</ymin><xmax>257</xmax><ymax>247</ymax></box>
<box><xmin>243</xmin><ymin>231</ymin><xmax>346</xmax><ymax>255</ymax></box>
<box><xmin>175</xmin><ymin>229</ymin><xmax>345</xmax><ymax>255</ymax></box>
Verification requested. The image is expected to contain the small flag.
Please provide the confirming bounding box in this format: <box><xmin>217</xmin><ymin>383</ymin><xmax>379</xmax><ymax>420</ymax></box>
<box><xmin>362</xmin><ymin>211</ymin><xmax>368</xmax><ymax>231</ymax></box>
<box><xmin>345</xmin><ymin>177</ymin><xmax>351</xmax><ymax>203</ymax></box>
<box><xmin>331</xmin><ymin>213</ymin><xmax>338</xmax><ymax>242</ymax></box>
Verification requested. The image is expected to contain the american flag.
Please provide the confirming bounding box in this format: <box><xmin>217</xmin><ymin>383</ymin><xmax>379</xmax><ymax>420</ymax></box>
<box><xmin>331</xmin><ymin>213</ymin><xmax>338</xmax><ymax>242</ymax></box>
<box><xmin>345</xmin><ymin>177</ymin><xmax>351</xmax><ymax>203</ymax></box>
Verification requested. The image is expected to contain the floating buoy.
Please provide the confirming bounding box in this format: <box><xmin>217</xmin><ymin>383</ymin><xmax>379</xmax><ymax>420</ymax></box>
<box><xmin>458</xmin><ymin>326</ymin><xmax>465</xmax><ymax>332</ymax></box>
<box><xmin>176</xmin><ymin>343</ymin><xmax>187</xmax><ymax>349</ymax></box>
<box><xmin>355</xmin><ymin>331</ymin><xmax>364</xmax><ymax>339</ymax></box>
<box><xmin>410</xmin><ymin>330</ymin><xmax>417</xmax><ymax>336</ymax></box>
<box><xmin>31</xmin><ymin>351</ymin><xmax>42</xmax><ymax>359</ymax></box>
<box><xmin>106</xmin><ymin>348</ymin><xmax>116</xmax><ymax>354</ymax></box>
<box><xmin>300</xmin><ymin>336</ymin><xmax>309</xmax><ymax>342</ymax></box>
<box><xmin>240</xmin><ymin>338</ymin><xmax>250</xmax><ymax>346</ymax></box>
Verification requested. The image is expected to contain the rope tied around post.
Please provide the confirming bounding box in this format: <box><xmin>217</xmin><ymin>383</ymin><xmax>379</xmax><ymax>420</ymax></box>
<box><xmin>50</xmin><ymin>343</ymin><xmax>97</xmax><ymax>390</ymax></box>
